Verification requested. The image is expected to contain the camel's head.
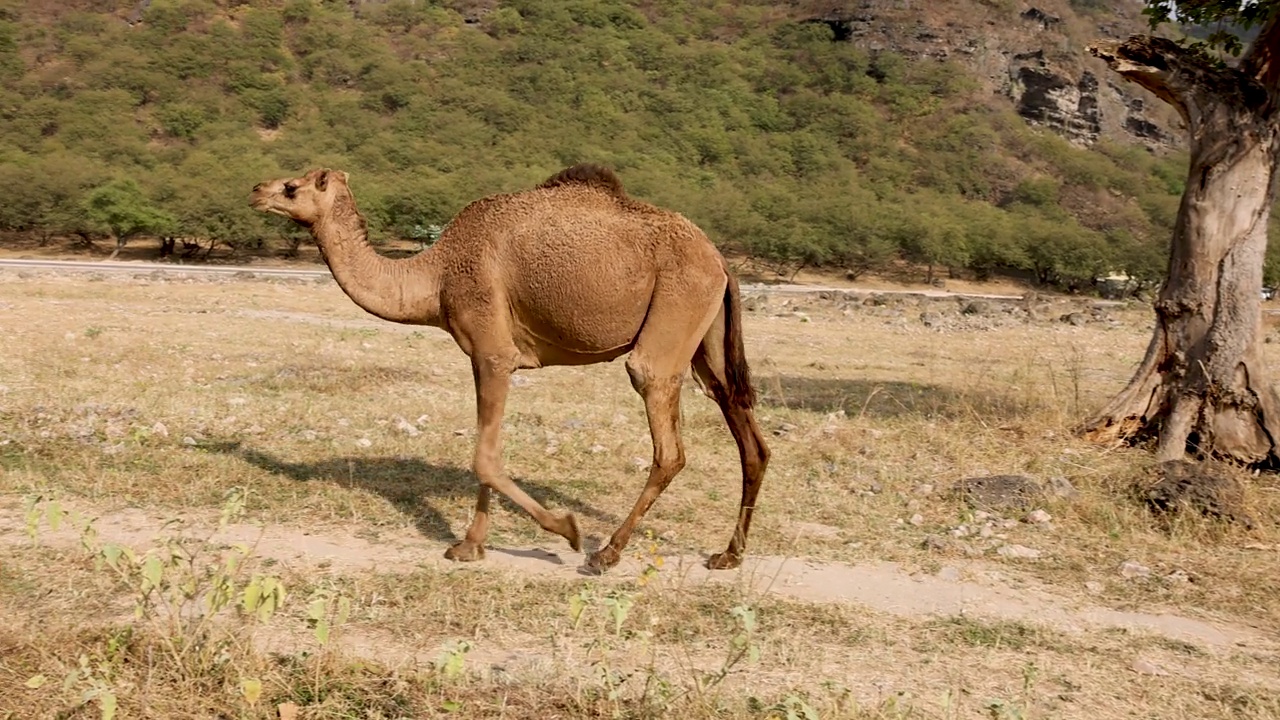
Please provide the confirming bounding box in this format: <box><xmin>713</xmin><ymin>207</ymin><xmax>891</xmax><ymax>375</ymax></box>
<box><xmin>249</xmin><ymin>168</ymin><xmax>350</xmax><ymax>226</ymax></box>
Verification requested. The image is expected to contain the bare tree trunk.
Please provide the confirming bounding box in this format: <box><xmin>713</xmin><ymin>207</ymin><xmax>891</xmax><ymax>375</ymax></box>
<box><xmin>1081</xmin><ymin>31</ymin><xmax>1280</xmax><ymax>466</ymax></box>
<box><xmin>108</xmin><ymin>235</ymin><xmax>125</xmax><ymax>260</ymax></box>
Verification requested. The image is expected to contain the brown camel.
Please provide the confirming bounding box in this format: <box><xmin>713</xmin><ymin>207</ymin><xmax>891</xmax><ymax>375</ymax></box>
<box><xmin>248</xmin><ymin>164</ymin><xmax>770</xmax><ymax>573</ymax></box>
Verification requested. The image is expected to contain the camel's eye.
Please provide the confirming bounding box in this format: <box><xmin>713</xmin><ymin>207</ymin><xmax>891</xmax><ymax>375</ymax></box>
<box><xmin>283</xmin><ymin>184</ymin><xmax>296</xmax><ymax>198</ymax></box>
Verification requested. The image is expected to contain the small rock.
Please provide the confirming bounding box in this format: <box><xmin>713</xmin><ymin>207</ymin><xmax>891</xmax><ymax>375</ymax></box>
<box><xmin>244</xmin><ymin>424</ymin><xmax>265</xmax><ymax>435</ymax></box>
<box><xmin>922</xmin><ymin>534</ymin><xmax>952</xmax><ymax>551</ymax></box>
<box><xmin>589</xmin><ymin>443</ymin><xmax>607</xmax><ymax>454</ymax></box>
<box><xmin>868</xmin><ymin>482</ymin><xmax>883</xmax><ymax>494</ymax></box>
<box><xmin>415</xmin><ymin>414</ymin><xmax>430</xmax><ymax>426</ymax></box>
<box><xmin>356</xmin><ymin>438</ymin><xmax>372</xmax><ymax>448</ymax></box>
<box><xmin>630</xmin><ymin>457</ymin><xmax>648</xmax><ymax>471</ymax></box>
<box><xmin>395</xmin><ymin>418</ymin><xmax>421</xmax><ymax>437</ymax></box>
<box><xmin>962</xmin><ymin>300</ymin><xmax>991</xmax><ymax>315</ymax></box>
<box><xmin>299</xmin><ymin>429</ymin><xmax>318</xmax><ymax>441</ymax></box>
<box><xmin>951</xmin><ymin>525</ymin><xmax>971</xmax><ymax>537</ymax></box>
<box><xmin>936</xmin><ymin>566</ymin><xmax>962</xmax><ymax>582</ymax></box>
<box><xmin>1085</xmin><ymin>581</ymin><xmax>1104</xmax><ymax>593</ymax></box>
<box><xmin>913</xmin><ymin>483</ymin><xmax>934</xmax><ymax>495</ymax></box>
<box><xmin>1046</xmin><ymin>475</ymin><xmax>1078</xmax><ymax>499</ymax></box>
<box><xmin>453</xmin><ymin>428</ymin><xmax>468</xmax><ymax>436</ymax></box>
<box><xmin>1060</xmin><ymin>312</ymin><xmax>1088</xmax><ymax>326</ymax></box>
<box><xmin>1024</xmin><ymin>509</ymin><xmax>1052</xmax><ymax>525</ymax></box>
<box><xmin>1145</xmin><ymin>459</ymin><xmax>1256</xmax><ymax>529</ymax></box>
<box><xmin>151</xmin><ymin>422</ymin><xmax>169</xmax><ymax>438</ymax></box>
<box><xmin>997</xmin><ymin>544</ymin><xmax>1042</xmax><ymax>559</ymax></box>
<box><xmin>908</xmin><ymin>513</ymin><xmax>924</xmax><ymax>526</ymax></box>
<box><xmin>337</xmin><ymin>418</ymin><xmax>350</xmax><ymax>427</ymax></box>
<box><xmin>1120</xmin><ymin>560</ymin><xmax>1151</xmax><ymax>579</ymax></box>
<box><xmin>182</xmin><ymin>436</ymin><xmax>197</xmax><ymax>446</ymax></box>
<box><xmin>1165</xmin><ymin>569</ymin><xmax>1191</xmax><ymax>584</ymax></box>
<box><xmin>1130</xmin><ymin>658</ymin><xmax>1167</xmax><ymax>676</ymax></box>
<box><xmin>774</xmin><ymin>422</ymin><xmax>798</xmax><ymax>437</ymax></box>
<box><xmin>510</xmin><ymin>375</ymin><xmax>531</xmax><ymax>387</ymax></box>
<box><xmin>563</xmin><ymin>418</ymin><xmax>586</xmax><ymax>430</ymax></box>
<box><xmin>955</xmin><ymin>474</ymin><xmax>1044</xmax><ymax>512</ymax></box>
<box><xmin>919</xmin><ymin>311</ymin><xmax>942</xmax><ymax>327</ymax></box>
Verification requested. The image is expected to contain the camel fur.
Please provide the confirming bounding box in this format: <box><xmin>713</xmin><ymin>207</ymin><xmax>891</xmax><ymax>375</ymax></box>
<box><xmin>249</xmin><ymin>164</ymin><xmax>770</xmax><ymax>573</ymax></box>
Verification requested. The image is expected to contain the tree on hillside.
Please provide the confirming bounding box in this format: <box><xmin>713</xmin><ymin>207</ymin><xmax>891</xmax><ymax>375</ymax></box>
<box><xmin>1082</xmin><ymin>2</ymin><xmax>1280</xmax><ymax>466</ymax></box>
<box><xmin>83</xmin><ymin>179</ymin><xmax>175</xmax><ymax>260</ymax></box>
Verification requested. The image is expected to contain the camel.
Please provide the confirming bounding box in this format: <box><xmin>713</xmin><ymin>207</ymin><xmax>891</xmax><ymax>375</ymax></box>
<box><xmin>248</xmin><ymin>164</ymin><xmax>771</xmax><ymax>573</ymax></box>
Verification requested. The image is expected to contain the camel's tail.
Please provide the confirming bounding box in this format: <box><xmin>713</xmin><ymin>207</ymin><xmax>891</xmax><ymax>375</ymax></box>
<box><xmin>721</xmin><ymin>266</ymin><xmax>757</xmax><ymax>409</ymax></box>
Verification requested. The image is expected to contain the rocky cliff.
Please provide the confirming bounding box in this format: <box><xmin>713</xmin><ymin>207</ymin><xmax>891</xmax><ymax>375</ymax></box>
<box><xmin>789</xmin><ymin>0</ymin><xmax>1181</xmax><ymax>150</ymax></box>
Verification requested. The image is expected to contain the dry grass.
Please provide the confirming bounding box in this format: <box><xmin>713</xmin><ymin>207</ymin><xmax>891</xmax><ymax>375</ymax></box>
<box><xmin>1</xmin><ymin>268</ymin><xmax>1278</xmax><ymax>719</ymax></box>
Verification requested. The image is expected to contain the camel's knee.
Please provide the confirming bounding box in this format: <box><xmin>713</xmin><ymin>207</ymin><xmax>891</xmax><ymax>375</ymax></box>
<box><xmin>625</xmin><ymin>358</ymin><xmax>649</xmax><ymax>393</ymax></box>
<box><xmin>653</xmin><ymin>442</ymin><xmax>686</xmax><ymax>475</ymax></box>
<box><xmin>473</xmin><ymin>457</ymin><xmax>504</xmax><ymax>488</ymax></box>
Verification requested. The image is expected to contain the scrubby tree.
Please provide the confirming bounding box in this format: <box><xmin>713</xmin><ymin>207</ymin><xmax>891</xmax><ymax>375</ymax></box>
<box><xmin>1082</xmin><ymin>2</ymin><xmax>1280</xmax><ymax>465</ymax></box>
<box><xmin>83</xmin><ymin>179</ymin><xmax>175</xmax><ymax>259</ymax></box>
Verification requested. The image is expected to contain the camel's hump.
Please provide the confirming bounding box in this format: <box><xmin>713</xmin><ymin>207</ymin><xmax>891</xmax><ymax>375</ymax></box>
<box><xmin>536</xmin><ymin>163</ymin><xmax>626</xmax><ymax>198</ymax></box>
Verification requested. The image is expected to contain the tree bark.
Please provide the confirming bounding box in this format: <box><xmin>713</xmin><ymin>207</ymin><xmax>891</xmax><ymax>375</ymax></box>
<box><xmin>1081</xmin><ymin>31</ymin><xmax>1280</xmax><ymax>466</ymax></box>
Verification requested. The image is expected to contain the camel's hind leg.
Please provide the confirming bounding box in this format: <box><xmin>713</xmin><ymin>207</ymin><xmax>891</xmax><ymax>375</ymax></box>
<box><xmin>691</xmin><ymin>310</ymin><xmax>770</xmax><ymax>570</ymax></box>
<box><xmin>584</xmin><ymin>282</ymin><xmax>724</xmax><ymax>573</ymax></box>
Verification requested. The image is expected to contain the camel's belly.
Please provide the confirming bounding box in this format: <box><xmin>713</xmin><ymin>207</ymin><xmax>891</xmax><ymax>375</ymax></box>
<box><xmin>504</xmin><ymin>235</ymin><xmax>655</xmax><ymax>358</ymax></box>
<box><xmin>512</xmin><ymin>270</ymin><xmax>653</xmax><ymax>357</ymax></box>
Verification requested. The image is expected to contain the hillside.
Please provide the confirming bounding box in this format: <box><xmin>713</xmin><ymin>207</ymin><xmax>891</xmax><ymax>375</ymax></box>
<box><xmin>0</xmin><ymin>0</ymin><xmax>1272</xmax><ymax>290</ymax></box>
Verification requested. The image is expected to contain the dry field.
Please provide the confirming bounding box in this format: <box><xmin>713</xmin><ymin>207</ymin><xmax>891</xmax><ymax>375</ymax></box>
<box><xmin>0</xmin><ymin>267</ymin><xmax>1277</xmax><ymax>719</ymax></box>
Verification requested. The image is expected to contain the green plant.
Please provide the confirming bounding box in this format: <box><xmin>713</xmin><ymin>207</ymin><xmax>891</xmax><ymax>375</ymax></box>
<box><xmin>21</xmin><ymin>488</ymin><xmax>289</xmax><ymax>714</ymax></box>
<box><xmin>434</xmin><ymin>639</ymin><xmax>473</xmax><ymax>680</ymax></box>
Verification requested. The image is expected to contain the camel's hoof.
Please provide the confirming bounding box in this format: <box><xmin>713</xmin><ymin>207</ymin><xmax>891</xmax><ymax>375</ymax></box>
<box><xmin>559</xmin><ymin>512</ymin><xmax>582</xmax><ymax>552</ymax></box>
<box><xmin>584</xmin><ymin>545</ymin><xmax>620</xmax><ymax>574</ymax></box>
<box><xmin>707</xmin><ymin>551</ymin><xmax>742</xmax><ymax>570</ymax></box>
<box><xmin>444</xmin><ymin>541</ymin><xmax>485</xmax><ymax>562</ymax></box>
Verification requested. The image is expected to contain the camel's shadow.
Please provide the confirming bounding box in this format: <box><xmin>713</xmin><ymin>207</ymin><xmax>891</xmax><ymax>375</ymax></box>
<box><xmin>196</xmin><ymin>441</ymin><xmax>619</xmax><ymax>546</ymax></box>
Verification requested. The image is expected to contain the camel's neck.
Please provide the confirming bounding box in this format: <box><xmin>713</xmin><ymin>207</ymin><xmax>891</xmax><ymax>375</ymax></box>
<box><xmin>308</xmin><ymin>192</ymin><xmax>444</xmax><ymax>327</ymax></box>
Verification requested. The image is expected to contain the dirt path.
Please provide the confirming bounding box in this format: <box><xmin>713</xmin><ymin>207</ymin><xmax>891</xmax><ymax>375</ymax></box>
<box><xmin>0</xmin><ymin>500</ymin><xmax>1267</xmax><ymax>653</ymax></box>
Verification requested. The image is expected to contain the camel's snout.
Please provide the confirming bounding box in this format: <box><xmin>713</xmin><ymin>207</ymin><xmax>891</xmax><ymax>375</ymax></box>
<box><xmin>248</xmin><ymin>183</ymin><xmax>275</xmax><ymax>211</ymax></box>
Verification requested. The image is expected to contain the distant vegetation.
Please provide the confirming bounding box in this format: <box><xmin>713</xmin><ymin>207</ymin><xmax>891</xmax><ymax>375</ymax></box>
<box><xmin>0</xmin><ymin>0</ymin><xmax>1276</xmax><ymax>290</ymax></box>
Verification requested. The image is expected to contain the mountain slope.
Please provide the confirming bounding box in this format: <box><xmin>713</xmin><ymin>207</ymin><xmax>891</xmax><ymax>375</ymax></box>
<box><xmin>0</xmin><ymin>0</ymin><xmax>1264</xmax><ymax>289</ymax></box>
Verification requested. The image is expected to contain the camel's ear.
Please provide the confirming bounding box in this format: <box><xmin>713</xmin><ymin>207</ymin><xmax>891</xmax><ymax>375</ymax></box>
<box><xmin>314</xmin><ymin>169</ymin><xmax>332</xmax><ymax>192</ymax></box>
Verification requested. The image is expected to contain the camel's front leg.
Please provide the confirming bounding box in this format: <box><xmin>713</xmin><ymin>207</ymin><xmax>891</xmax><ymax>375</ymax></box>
<box><xmin>445</xmin><ymin>355</ymin><xmax>581</xmax><ymax>562</ymax></box>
